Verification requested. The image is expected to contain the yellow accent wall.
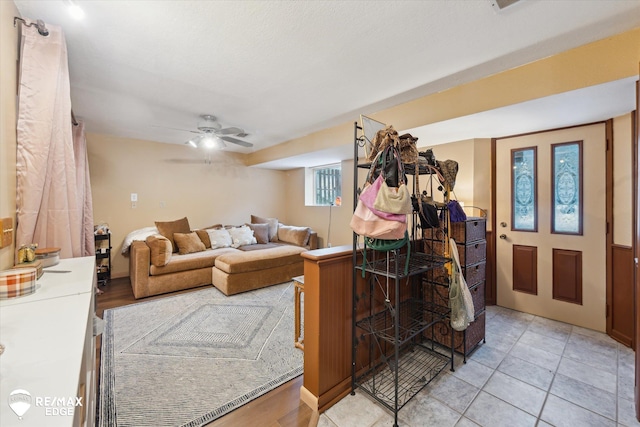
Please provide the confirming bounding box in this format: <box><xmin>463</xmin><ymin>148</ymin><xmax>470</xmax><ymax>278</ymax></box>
<box><xmin>0</xmin><ymin>1</ymin><xmax>19</xmax><ymax>270</ymax></box>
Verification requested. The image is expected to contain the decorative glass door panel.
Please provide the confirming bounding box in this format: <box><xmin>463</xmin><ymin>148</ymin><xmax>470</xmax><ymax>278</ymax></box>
<box><xmin>551</xmin><ymin>141</ymin><xmax>583</xmax><ymax>235</ymax></box>
<box><xmin>512</xmin><ymin>147</ymin><xmax>537</xmax><ymax>232</ymax></box>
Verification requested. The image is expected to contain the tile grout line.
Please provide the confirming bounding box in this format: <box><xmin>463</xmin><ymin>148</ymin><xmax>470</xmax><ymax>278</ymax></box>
<box><xmin>458</xmin><ymin>309</ymin><xmax>534</xmax><ymax>425</ymax></box>
<box><xmin>533</xmin><ymin>318</ymin><xmax>573</xmax><ymax>425</ymax></box>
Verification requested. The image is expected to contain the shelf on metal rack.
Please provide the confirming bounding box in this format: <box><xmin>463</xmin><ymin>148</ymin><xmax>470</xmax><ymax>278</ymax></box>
<box><xmin>355</xmin><ymin>344</ymin><xmax>450</xmax><ymax>411</ymax></box>
<box><xmin>355</xmin><ymin>298</ymin><xmax>450</xmax><ymax>346</ymax></box>
<box><xmin>355</xmin><ymin>251</ymin><xmax>448</xmax><ymax>279</ymax></box>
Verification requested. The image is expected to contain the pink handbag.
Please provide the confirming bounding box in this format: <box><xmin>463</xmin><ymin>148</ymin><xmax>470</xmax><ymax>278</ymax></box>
<box><xmin>350</xmin><ymin>199</ymin><xmax>407</xmax><ymax>240</ymax></box>
<box><xmin>359</xmin><ymin>176</ymin><xmax>407</xmax><ymax>223</ymax></box>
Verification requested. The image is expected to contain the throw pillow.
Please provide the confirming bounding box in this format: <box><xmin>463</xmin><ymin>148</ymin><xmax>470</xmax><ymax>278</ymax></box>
<box><xmin>155</xmin><ymin>217</ymin><xmax>191</xmax><ymax>253</ymax></box>
<box><xmin>227</xmin><ymin>225</ymin><xmax>257</xmax><ymax>248</ymax></box>
<box><xmin>277</xmin><ymin>224</ymin><xmax>311</xmax><ymax>247</ymax></box>
<box><xmin>206</xmin><ymin>228</ymin><xmax>233</xmax><ymax>249</ymax></box>
<box><xmin>251</xmin><ymin>215</ymin><xmax>279</xmax><ymax>242</ymax></box>
<box><xmin>173</xmin><ymin>232</ymin><xmax>206</xmax><ymax>255</ymax></box>
<box><xmin>194</xmin><ymin>224</ymin><xmax>222</xmax><ymax>249</ymax></box>
<box><xmin>145</xmin><ymin>235</ymin><xmax>172</xmax><ymax>267</ymax></box>
<box><xmin>246</xmin><ymin>223</ymin><xmax>269</xmax><ymax>244</ymax></box>
<box><xmin>194</xmin><ymin>229</ymin><xmax>211</xmax><ymax>248</ymax></box>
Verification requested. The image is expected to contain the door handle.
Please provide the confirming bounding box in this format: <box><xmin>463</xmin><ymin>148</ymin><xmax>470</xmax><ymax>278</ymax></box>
<box><xmin>499</xmin><ymin>234</ymin><xmax>507</xmax><ymax>240</ymax></box>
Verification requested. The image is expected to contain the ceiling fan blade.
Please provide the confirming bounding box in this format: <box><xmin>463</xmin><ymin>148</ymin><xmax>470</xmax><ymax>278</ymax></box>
<box><xmin>220</xmin><ymin>136</ymin><xmax>253</xmax><ymax>147</ymax></box>
<box><xmin>164</xmin><ymin>158</ymin><xmax>214</xmax><ymax>164</ymax></box>
<box><xmin>217</xmin><ymin>127</ymin><xmax>244</xmax><ymax>136</ymax></box>
<box><xmin>153</xmin><ymin>125</ymin><xmax>201</xmax><ymax>134</ymax></box>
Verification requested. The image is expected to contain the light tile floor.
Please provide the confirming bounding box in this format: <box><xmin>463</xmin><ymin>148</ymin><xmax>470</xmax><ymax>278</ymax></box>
<box><xmin>319</xmin><ymin>305</ymin><xmax>638</xmax><ymax>427</ymax></box>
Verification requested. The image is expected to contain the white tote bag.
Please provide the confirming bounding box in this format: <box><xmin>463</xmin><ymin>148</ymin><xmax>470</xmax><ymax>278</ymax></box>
<box><xmin>449</xmin><ymin>238</ymin><xmax>475</xmax><ymax>331</ymax></box>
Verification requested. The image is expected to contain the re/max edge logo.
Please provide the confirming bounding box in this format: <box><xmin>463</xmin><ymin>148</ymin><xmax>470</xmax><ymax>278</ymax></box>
<box><xmin>8</xmin><ymin>389</ymin><xmax>83</xmax><ymax>419</ymax></box>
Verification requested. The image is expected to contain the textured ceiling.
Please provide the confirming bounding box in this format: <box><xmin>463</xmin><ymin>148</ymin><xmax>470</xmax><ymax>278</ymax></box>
<box><xmin>11</xmin><ymin>0</ymin><xmax>640</xmax><ymax>167</ymax></box>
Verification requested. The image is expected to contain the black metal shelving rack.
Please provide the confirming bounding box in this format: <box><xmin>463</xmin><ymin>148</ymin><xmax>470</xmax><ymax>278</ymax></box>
<box><xmin>351</xmin><ymin>122</ymin><xmax>454</xmax><ymax>427</ymax></box>
<box><xmin>94</xmin><ymin>232</ymin><xmax>111</xmax><ymax>285</ymax></box>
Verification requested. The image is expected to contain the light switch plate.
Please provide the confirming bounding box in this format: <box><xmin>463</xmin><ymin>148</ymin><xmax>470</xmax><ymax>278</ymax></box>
<box><xmin>1</xmin><ymin>217</ymin><xmax>14</xmax><ymax>249</ymax></box>
<box><xmin>130</xmin><ymin>193</ymin><xmax>138</xmax><ymax>202</ymax></box>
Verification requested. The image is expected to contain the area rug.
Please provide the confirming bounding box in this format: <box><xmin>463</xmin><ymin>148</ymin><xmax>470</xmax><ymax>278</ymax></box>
<box><xmin>98</xmin><ymin>282</ymin><xmax>302</xmax><ymax>427</ymax></box>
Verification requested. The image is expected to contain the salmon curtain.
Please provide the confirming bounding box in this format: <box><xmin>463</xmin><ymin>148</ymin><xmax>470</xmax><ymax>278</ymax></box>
<box><xmin>16</xmin><ymin>21</ymin><xmax>95</xmax><ymax>258</ymax></box>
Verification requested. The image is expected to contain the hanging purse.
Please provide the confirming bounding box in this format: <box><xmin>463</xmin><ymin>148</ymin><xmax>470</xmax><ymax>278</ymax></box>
<box><xmin>349</xmin><ymin>199</ymin><xmax>407</xmax><ymax>240</ymax></box>
<box><xmin>412</xmin><ymin>196</ymin><xmax>439</xmax><ymax>229</ymax></box>
<box><xmin>413</xmin><ymin>166</ymin><xmax>440</xmax><ymax>229</ymax></box>
<box><xmin>361</xmin><ymin>231</ymin><xmax>411</xmax><ymax>277</ymax></box>
<box><xmin>359</xmin><ymin>176</ymin><xmax>407</xmax><ymax>223</ymax></box>
<box><xmin>447</xmin><ymin>200</ymin><xmax>467</xmax><ymax>223</ymax></box>
<box><xmin>373</xmin><ymin>146</ymin><xmax>412</xmax><ymax>215</ymax></box>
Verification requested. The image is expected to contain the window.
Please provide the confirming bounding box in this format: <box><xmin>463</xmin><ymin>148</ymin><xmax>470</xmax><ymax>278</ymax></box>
<box><xmin>305</xmin><ymin>163</ymin><xmax>342</xmax><ymax>206</ymax></box>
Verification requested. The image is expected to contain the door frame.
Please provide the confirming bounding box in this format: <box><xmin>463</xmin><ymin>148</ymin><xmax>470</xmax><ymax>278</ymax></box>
<box><xmin>490</xmin><ymin>121</ymin><xmax>611</xmax><ymax>315</ymax></box>
<box><xmin>634</xmin><ymin>77</ymin><xmax>639</xmax><ymax>422</ymax></box>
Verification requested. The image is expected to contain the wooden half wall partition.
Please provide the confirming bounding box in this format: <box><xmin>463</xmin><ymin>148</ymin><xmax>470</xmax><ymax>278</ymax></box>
<box><xmin>300</xmin><ymin>245</ymin><xmax>356</xmax><ymax>414</ymax></box>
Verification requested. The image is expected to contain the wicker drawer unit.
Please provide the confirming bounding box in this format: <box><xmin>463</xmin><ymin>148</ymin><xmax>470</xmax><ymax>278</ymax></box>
<box><xmin>451</xmin><ymin>217</ymin><xmax>486</xmax><ymax>243</ymax></box>
<box><xmin>425</xmin><ymin>240</ymin><xmax>486</xmax><ymax>266</ymax></box>
<box><xmin>422</xmin><ymin>217</ymin><xmax>487</xmax><ymax>360</ymax></box>
<box><xmin>426</xmin><ymin>311</ymin><xmax>486</xmax><ymax>357</ymax></box>
<box><xmin>470</xmin><ymin>281</ymin><xmax>485</xmax><ymax>316</ymax></box>
<box><xmin>464</xmin><ymin>262</ymin><xmax>486</xmax><ymax>287</ymax></box>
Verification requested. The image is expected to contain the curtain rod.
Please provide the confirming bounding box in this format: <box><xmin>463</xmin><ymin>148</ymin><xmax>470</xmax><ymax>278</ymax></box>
<box><xmin>14</xmin><ymin>17</ymin><xmax>49</xmax><ymax>37</ymax></box>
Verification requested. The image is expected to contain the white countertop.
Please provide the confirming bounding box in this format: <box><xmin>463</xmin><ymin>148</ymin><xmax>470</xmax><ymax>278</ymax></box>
<box><xmin>0</xmin><ymin>256</ymin><xmax>95</xmax><ymax>307</ymax></box>
<box><xmin>0</xmin><ymin>257</ymin><xmax>95</xmax><ymax>427</ymax></box>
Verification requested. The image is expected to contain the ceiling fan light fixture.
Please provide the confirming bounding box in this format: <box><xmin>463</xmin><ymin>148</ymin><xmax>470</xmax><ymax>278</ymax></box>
<box><xmin>202</xmin><ymin>134</ymin><xmax>226</xmax><ymax>150</ymax></box>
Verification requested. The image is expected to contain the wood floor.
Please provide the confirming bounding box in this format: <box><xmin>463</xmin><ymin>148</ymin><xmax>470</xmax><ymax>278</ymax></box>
<box><xmin>95</xmin><ymin>277</ymin><xmax>314</xmax><ymax>427</ymax></box>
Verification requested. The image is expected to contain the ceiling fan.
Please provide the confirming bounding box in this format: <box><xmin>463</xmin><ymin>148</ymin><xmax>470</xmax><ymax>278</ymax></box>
<box><xmin>183</xmin><ymin>115</ymin><xmax>253</xmax><ymax>149</ymax></box>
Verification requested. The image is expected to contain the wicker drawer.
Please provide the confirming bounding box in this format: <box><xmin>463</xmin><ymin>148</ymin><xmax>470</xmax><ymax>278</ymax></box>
<box><xmin>470</xmin><ymin>281</ymin><xmax>485</xmax><ymax>316</ymax></box>
<box><xmin>426</xmin><ymin>240</ymin><xmax>486</xmax><ymax>266</ymax></box>
<box><xmin>426</xmin><ymin>311</ymin><xmax>485</xmax><ymax>356</ymax></box>
<box><xmin>423</xmin><ymin>279</ymin><xmax>484</xmax><ymax>316</ymax></box>
<box><xmin>463</xmin><ymin>262</ymin><xmax>486</xmax><ymax>287</ymax></box>
<box><xmin>451</xmin><ymin>218</ymin><xmax>486</xmax><ymax>243</ymax></box>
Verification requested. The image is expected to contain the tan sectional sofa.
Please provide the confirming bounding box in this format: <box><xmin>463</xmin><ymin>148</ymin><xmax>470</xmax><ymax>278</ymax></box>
<box><xmin>128</xmin><ymin>216</ymin><xmax>317</xmax><ymax>299</ymax></box>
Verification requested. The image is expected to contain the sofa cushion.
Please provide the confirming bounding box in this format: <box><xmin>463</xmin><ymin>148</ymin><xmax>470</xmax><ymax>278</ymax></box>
<box><xmin>207</xmin><ymin>228</ymin><xmax>233</xmax><ymax>249</ymax></box>
<box><xmin>150</xmin><ymin>247</ymin><xmax>238</xmax><ymax>276</ymax></box>
<box><xmin>228</xmin><ymin>226</ymin><xmax>257</xmax><ymax>248</ymax></box>
<box><xmin>277</xmin><ymin>225</ymin><xmax>311</xmax><ymax>247</ymax></box>
<box><xmin>195</xmin><ymin>224</ymin><xmax>224</xmax><ymax>249</ymax></box>
<box><xmin>246</xmin><ymin>223</ymin><xmax>269</xmax><ymax>244</ymax></box>
<box><xmin>155</xmin><ymin>217</ymin><xmax>191</xmax><ymax>252</ymax></box>
<box><xmin>194</xmin><ymin>229</ymin><xmax>211</xmax><ymax>248</ymax></box>
<box><xmin>251</xmin><ymin>215</ymin><xmax>279</xmax><ymax>242</ymax></box>
<box><xmin>145</xmin><ymin>235</ymin><xmax>172</xmax><ymax>267</ymax></box>
<box><xmin>174</xmin><ymin>232</ymin><xmax>206</xmax><ymax>255</ymax></box>
<box><xmin>214</xmin><ymin>245</ymin><xmax>306</xmax><ymax>274</ymax></box>
<box><xmin>238</xmin><ymin>243</ymin><xmax>283</xmax><ymax>251</ymax></box>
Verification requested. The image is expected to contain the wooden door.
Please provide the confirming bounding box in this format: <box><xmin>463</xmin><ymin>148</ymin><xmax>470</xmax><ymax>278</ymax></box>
<box><xmin>495</xmin><ymin>124</ymin><xmax>607</xmax><ymax>331</ymax></box>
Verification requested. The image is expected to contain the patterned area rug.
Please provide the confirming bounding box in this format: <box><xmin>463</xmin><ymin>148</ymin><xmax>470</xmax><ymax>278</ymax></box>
<box><xmin>98</xmin><ymin>282</ymin><xmax>302</xmax><ymax>427</ymax></box>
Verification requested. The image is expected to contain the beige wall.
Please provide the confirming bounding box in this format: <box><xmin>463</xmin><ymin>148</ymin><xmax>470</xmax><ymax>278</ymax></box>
<box><xmin>87</xmin><ymin>133</ymin><xmax>289</xmax><ymax>278</ymax></box>
<box><xmin>0</xmin><ymin>1</ymin><xmax>19</xmax><ymax>269</ymax></box>
<box><xmin>613</xmin><ymin>113</ymin><xmax>633</xmax><ymax>247</ymax></box>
